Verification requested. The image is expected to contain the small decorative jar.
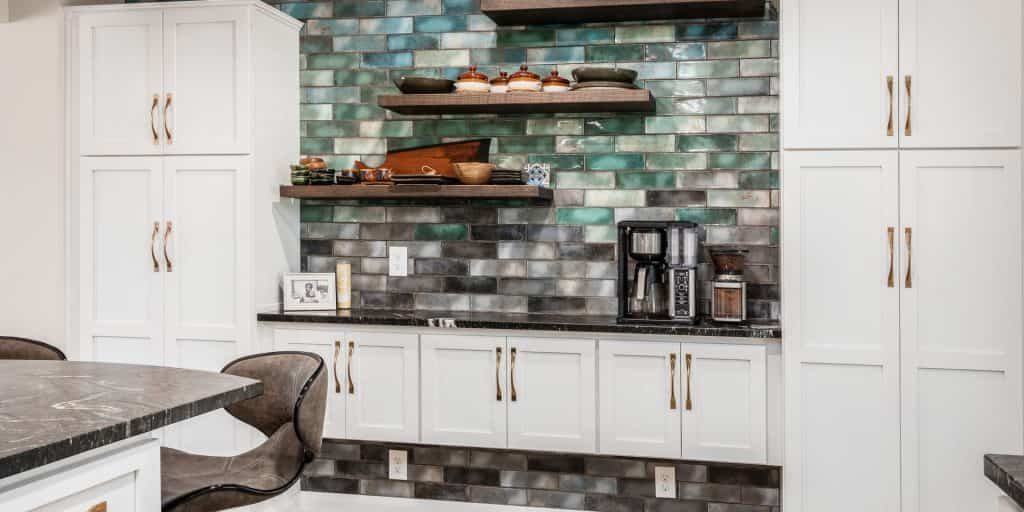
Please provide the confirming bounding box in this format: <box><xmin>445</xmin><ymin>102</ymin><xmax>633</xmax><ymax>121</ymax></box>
<box><xmin>542</xmin><ymin>69</ymin><xmax>571</xmax><ymax>93</ymax></box>
<box><xmin>489</xmin><ymin>71</ymin><xmax>509</xmax><ymax>94</ymax></box>
<box><xmin>507</xmin><ymin>65</ymin><xmax>542</xmax><ymax>93</ymax></box>
<box><xmin>454</xmin><ymin>66</ymin><xmax>490</xmax><ymax>94</ymax></box>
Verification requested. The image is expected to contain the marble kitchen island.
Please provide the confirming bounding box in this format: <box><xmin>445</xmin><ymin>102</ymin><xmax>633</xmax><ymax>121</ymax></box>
<box><xmin>0</xmin><ymin>361</ymin><xmax>262</xmax><ymax>511</ymax></box>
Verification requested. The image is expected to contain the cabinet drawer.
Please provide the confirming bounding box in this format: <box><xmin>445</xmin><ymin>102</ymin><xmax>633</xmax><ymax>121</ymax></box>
<box><xmin>35</xmin><ymin>473</ymin><xmax>135</xmax><ymax>512</ymax></box>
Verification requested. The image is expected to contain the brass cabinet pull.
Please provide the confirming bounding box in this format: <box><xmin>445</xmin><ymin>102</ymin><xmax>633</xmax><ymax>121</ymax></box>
<box><xmin>163</xmin><ymin>221</ymin><xmax>173</xmax><ymax>272</ymax></box>
<box><xmin>333</xmin><ymin>341</ymin><xmax>342</xmax><ymax>394</ymax></box>
<box><xmin>905</xmin><ymin>227</ymin><xmax>913</xmax><ymax>288</ymax></box>
<box><xmin>164</xmin><ymin>93</ymin><xmax>174</xmax><ymax>144</ymax></box>
<box><xmin>150</xmin><ymin>221</ymin><xmax>160</xmax><ymax>272</ymax></box>
<box><xmin>495</xmin><ymin>347</ymin><xmax>503</xmax><ymax>402</ymax></box>
<box><xmin>685</xmin><ymin>353</ymin><xmax>693</xmax><ymax>411</ymax></box>
<box><xmin>151</xmin><ymin>94</ymin><xmax>160</xmax><ymax>145</ymax></box>
<box><xmin>669</xmin><ymin>354</ymin><xmax>678</xmax><ymax>410</ymax></box>
<box><xmin>886</xmin><ymin>76</ymin><xmax>895</xmax><ymax>136</ymax></box>
<box><xmin>347</xmin><ymin>341</ymin><xmax>355</xmax><ymax>394</ymax></box>
<box><xmin>904</xmin><ymin>76</ymin><xmax>912</xmax><ymax>136</ymax></box>
<box><xmin>510</xmin><ymin>347</ymin><xmax>518</xmax><ymax>402</ymax></box>
<box><xmin>88</xmin><ymin>503</ymin><xmax>107</xmax><ymax>512</ymax></box>
<box><xmin>887</xmin><ymin>227</ymin><xmax>895</xmax><ymax>288</ymax></box>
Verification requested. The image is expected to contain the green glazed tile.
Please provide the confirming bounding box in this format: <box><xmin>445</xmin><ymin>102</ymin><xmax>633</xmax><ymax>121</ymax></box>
<box><xmin>584</xmin><ymin>117</ymin><xmax>644</xmax><ymax>135</ymax></box>
<box><xmin>413</xmin><ymin>120</ymin><xmax>470</xmax><ymax>137</ymax></box>
<box><xmin>616</xmin><ymin>135</ymin><xmax>674</xmax><ymax>153</ymax></box>
<box><xmin>556</xmin><ymin>208</ymin><xmax>614</xmax><ymax>225</ymax></box>
<box><xmin>301</xmin><ymin>205</ymin><xmax>332</xmax><ymax>222</ymax></box>
<box><xmin>737</xmin><ymin>96</ymin><xmax>779</xmax><ymax>114</ymax></box>
<box><xmin>678</xmin><ymin>60</ymin><xmax>740</xmax><ymax>79</ymax></box>
<box><xmin>497</xmin><ymin>29</ymin><xmax>556</xmax><ymax>48</ymax></box>
<box><xmin>301</xmin><ymin>70</ymin><xmax>334</xmax><ymax>86</ymax></box>
<box><xmin>334</xmin><ymin>104</ymin><xmax>386</xmax><ymax>120</ymax></box>
<box><xmin>585</xmin><ymin>44</ymin><xmax>644</xmax><ymax>63</ymax></box>
<box><xmin>307</xmin><ymin>53</ymin><xmax>359</xmax><ymax>69</ymax></box>
<box><xmin>302</xmin><ymin>86</ymin><xmax>361</xmax><ymax>104</ymax></box>
<box><xmin>708</xmin><ymin>40</ymin><xmax>772</xmax><ymax>59</ymax></box>
<box><xmin>441</xmin><ymin>32</ymin><xmax>496</xmax><ymax>49</ymax></box>
<box><xmin>584</xmin><ymin>190</ymin><xmax>646</xmax><ymax>207</ymax></box>
<box><xmin>706</xmin><ymin>78</ymin><xmax>769</xmax><ymax>96</ymax></box>
<box><xmin>387</xmin><ymin>0</ymin><xmax>442</xmax><ymax>16</ymax></box>
<box><xmin>492</xmin><ymin>154</ymin><xmax>527</xmax><ymax>170</ymax></box>
<box><xmin>467</xmin><ymin>119</ymin><xmax>525</xmax><ymax>136</ymax></box>
<box><xmin>388</xmin><ymin>34</ymin><xmax>440</xmax><ymax>50</ymax></box>
<box><xmin>527</xmin><ymin>46</ymin><xmax>585</xmax><ymax>64</ymax></box>
<box><xmin>471</xmin><ymin>48</ymin><xmax>526</xmax><ymax>65</ymax></box>
<box><xmin>644</xmin><ymin>116</ymin><xmax>705</xmax><ymax>134</ymax></box>
<box><xmin>333</xmin><ymin>206</ymin><xmax>387</xmax><ymax>223</ymax></box>
<box><xmin>360</xmin><ymin>121</ymin><xmax>413</xmax><ymax>138</ymax></box>
<box><xmin>677</xmin><ymin>134</ymin><xmax>739</xmax><ymax>152</ymax></box>
<box><xmin>708</xmin><ymin>115</ymin><xmax>770</xmax><ymax>133</ymax></box>
<box><xmin>645</xmin><ymin>79</ymin><xmax>704</xmax><ymax>98</ymax></box>
<box><xmin>324</xmin><ymin>155</ymin><xmax>359</xmax><ymax>169</ymax></box>
<box><xmin>673</xmin><ymin>97</ymin><xmax>737</xmax><ymax>114</ymax></box>
<box><xmin>414</xmin><ymin>15</ymin><xmax>468</xmax><ymax>33</ymax></box>
<box><xmin>645</xmin><ymin>153</ymin><xmax>708</xmax><ymax>170</ymax></box>
<box><xmin>645</xmin><ymin>43</ymin><xmax>706</xmax><ymax>61</ymax></box>
<box><xmin>556</xmin><ymin>27</ymin><xmax>614</xmax><ymax>46</ymax></box>
<box><xmin>301</xmin><ymin>138</ymin><xmax>333</xmax><ymax>154</ymax></box>
<box><xmin>335</xmin><ymin>69</ymin><xmax>388</xmax><ymax>86</ymax></box>
<box><xmin>556</xmin><ymin>136</ymin><xmax>615</xmax><ymax>154</ymax></box>
<box><xmin>414</xmin><ymin>224</ymin><xmax>468</xmax><ymax>241</ymax></box>
<box><xmin>306</xmin><ymin>121</ymin><xmax>359</xmax><ymax>138</ymax></box>
<box><xmin>739</xmin><ymin>21</ymin><xmax>779</xmax><ymax>39</ymax></box>
<box><xmin>677</xmin><ymin>170</ymin><xmax>737</xmax><ymax>189</ymax></box>
<box><xmin>362</xmin><ymin>52</ymin><xmax>414</xmax><ymax>68</ymax></box>
<box><xmin>740</xmin><ymin>58</ymin><xmax>779</xmax><ymax>78</ymax></box>
<box><xmin>333</xmin><ymin>35</ymin><xmax>387</xmax><ymax>52</ymax></box>
<box><xmin>301</xmin><ymin>36</ymin><xmax>332</xmax><ymax>53</ymax></box>
<box><xmin>618</xmin><ymin>61</ymin><xmax>676</xmax><ymax>80</ymax></box>
<box><xmin>526</xmin><ymin>119</ymin><xmax>583</xmax><ymax>136</ymax></box>
<box><xmin>529</xmin><ymin>154</ymin><xmax>585</xmax><ymax>171</ymax></box>
<box><xmin>739</xmin><ymin>171</ymin><xmax>780</xmax><ymax>189</ymax></box>
<box><xmin>334</xmin><ymin>0</ymin><xmax>385</xmax><ymax>17</ymax></box>
<box><xmin>466</xmin><ymin>14</ymin><xmax>496</xmax><ymax>31</ymax></box>
<box><xmin>615</xmin><ymin>25</ymin><xmax>674</xmax><ymax>43</ymax></box>
<box><xmin>360</xmin><ymin>86</ymin><xmax>400</xmax><ymax>104</ymax></box>
<box><xmin>710</xmin><ymin>152</ymin><xmax>772</xmax><ymax>170</ymax></box>
<box><xmin>554</xmin><ymin>172</ymin><xmax>616</xmax><ymax>189</ymax></box>
<box><xmin>279</xmin><ymin>2</ymin><xmax>332</xmax><ymax>19</ymax></box>
<box><xmin>305</xmin><ymin>19</ymin><xmax>359</xmax><ymax>36</ymax></box>
<box><xmin>391</xmin><ymin>67</ymin><xmax>442</xmax><ymax>79</ymax></box>
<box><xmin>335</xmin><ymin>138</ymin><xmax>385</xmax><ymax>154</ymax></box>
<box><xmin>498</xmin><ymin>136</ymin><xmax>556</xmax><ymax>154</ymax></box>
<box><xmin>444</xmin><ymin>0</ymin><xmax>480</xmax><ymax>15</ymax></box>
<box><xmin>414</xmin><ymin>49</ymin><xmax>470</xmax><ymax>67</ymax></box>
<box><xmin>676</xmin><ymin>208</ymin><xmax>737</xmax><ymax>225</ymax></box>
<box><xmin>388</xmin><ymin>137</ymin><xmax>441</xmax><ymax>150</ymax></box>
<box><xmin>585</xmin><ymin>225</ymin><xmax>617</xmax><ymax>243</ymax></box>
<box><xmin>359</xmin><ymin>17</ymin><xmax>413</xmax><ymax>35</ymax></box>
<box><xmin>707</xmin><ymin>190</ymin><xmax>770</xmax><ymax>208</ymax></box>
<box><xmin>586</xmin><ymin>153</ymin><xmax>644</xmax><ymax>171</ymax></box>
<box><xmin>618</xmin><ymin>172</ymin><xmax>676</xmax><ymax>189</ymax></box>
<box><xmin>770</xmin><ymin>226</ymin><xmax>779</xmax><ymax>244</ymax></box>
<box><xmin>739</xmin><ymin>134</ymin><xmax>779</xmax><ymax>151</ymax></box>
<box><xmin>677</xmin><ymin>22</ymin><xmax>738</xmax><ymax>41</ymax></box>
<box><xmin>301</xmin><ymin>104</ymin><xmax>332</xmax><ymax>121</ymax></box>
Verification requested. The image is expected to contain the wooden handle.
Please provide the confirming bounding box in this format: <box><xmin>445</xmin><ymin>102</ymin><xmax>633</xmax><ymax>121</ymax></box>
<box><xmin>88</xmin><ymin>502</ymin><xmax>107</xmax><ymax>512</ymax></box>
<box><xmin>333</xmin><ymin>341</ymin><xmax>342</xmax><ymax>394</ymax></box>
<box><xmin>151</xmin><ymin>221</ymin><xmax>160</xmax><ymax>272</ymax></box>
<box><xmin>510</xmin><ymin>347</ymin><xmax>518</xmax><ymax>402</ymax></box>
<box><xmin>886</xmin><ymin>76</ymin><xmax>894</xmax><ymax>136</ymax></box>
<box><xmin>905</xmin><ymin>227</ymin><xmax>913</xmax><ymax>288</ymax></box>
<box><xmin>347</xmin><ymin>341</ymin><xmax>355</xmax><ymax>394</ymax></box>
<box><xmin>495</xmin><ymin>347</ymin><xmax>503</xmax><ymax>402</ymax></box>
<box><xmin>887</xmin><ymin>227</ymin><xmax>895</xmax><ymax>288</ymax></box>
<box><xmin>904</xmin><ymin>76</ymin><xmax>912</xmax><ymax>136</ymax></box>
<box><xmin>669</xmin><ymin>354</ymin><xmax>677</xmax><ymax>410</ymax></box>
<box><xmin>685</xmin><ymin>353</ymin><xmax>693</xmax><ymax>411</ymax></box>
<box><xmin>164</xmin><ymin>92</ymin><xmax>174</xmax><ymax>144</ymax></box>
<box><xmin>163</xmin><ymin>221</ymin><xmax>173</xmax><ymax>272</ymax></box>
<box><xmin>151</xmin><ymin>94</ymin><xmax>160</xmax><ymax>145</ymax></box>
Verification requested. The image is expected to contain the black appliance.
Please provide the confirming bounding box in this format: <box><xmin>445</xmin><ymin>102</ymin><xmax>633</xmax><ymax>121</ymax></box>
<box><xmin>617</xmin><ymin>221</ymin><xmax>700</xmax><ymax>324</ymax></box>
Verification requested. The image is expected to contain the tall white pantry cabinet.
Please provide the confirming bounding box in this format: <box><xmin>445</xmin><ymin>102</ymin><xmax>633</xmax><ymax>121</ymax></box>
<box><xmin>782</xmin><ymin>0</ymin><xmax>1024</xmax><ymax>511</ymax></box>
<box><xmin>66</xmin><ymin>0</ymin><xmax>302</xmax><ymax>455</ymax></box>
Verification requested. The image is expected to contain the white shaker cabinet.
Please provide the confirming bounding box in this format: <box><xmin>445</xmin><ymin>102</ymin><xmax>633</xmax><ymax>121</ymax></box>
<box><xmin>346</xmin><ymin>331</ymin><xmax>419</xmax><ymax>443</ymax></box>
<box><xmin>507</xmin><ymin>337</ymin><xmax>596</xmax><ymax>453</ymax></box>
<box><xmin>421</xmin><ymin>335</ymin><xmax>509</xmax><ymax>448</ymax></box>
<box><xmin>273</xmin><ymin>328</ymin><xmax>348</xmax><ymax>440</ymax></box>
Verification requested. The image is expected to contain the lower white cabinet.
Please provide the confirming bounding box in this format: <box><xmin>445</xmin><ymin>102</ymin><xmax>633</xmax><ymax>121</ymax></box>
<box><xmin>421</xmin><ymin>334</ymin><xmax>508</xmax><ymax>448</ymax></box>
<box><xmin>507</xmin><ymin>337</ymin><xmax>596</xmax><ymax>453</ymax></box>
<box><xmin>274</xmin><ymin>328</ymin><xmax>347</xmax><ymax>439</ymax></box>
<box><xmin>346</xmin><ymin>331</ymin><xmax>419</xmax><ymax>443</ymax></box>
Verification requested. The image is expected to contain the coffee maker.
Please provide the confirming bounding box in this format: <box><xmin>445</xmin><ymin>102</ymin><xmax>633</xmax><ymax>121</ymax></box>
<box><xmin>617</xmin><ymin>221</ymin><xmax>700</xmax><ymax>324</ymax></box>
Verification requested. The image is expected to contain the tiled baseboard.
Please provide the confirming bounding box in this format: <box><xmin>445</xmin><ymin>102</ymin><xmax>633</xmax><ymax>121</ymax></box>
<box><xmin>303</xmin><ymin>439</ymin><xmax>781</xmax><ymax>511</ymax></box>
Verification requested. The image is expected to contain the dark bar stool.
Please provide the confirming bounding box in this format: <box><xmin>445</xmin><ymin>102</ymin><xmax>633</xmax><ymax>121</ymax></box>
<box><xmin>0</xmin><ymin>336</ymin><xmax>67</xmax><ymax>360</ymax></box>
<box><xmin>161</xmin><ymin>351</ymin><xmax>327</xmax><ymax>512</ymax></box>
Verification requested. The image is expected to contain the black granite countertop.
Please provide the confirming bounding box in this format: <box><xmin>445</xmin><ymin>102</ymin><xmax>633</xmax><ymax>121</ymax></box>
<box><xmin>985</xmin><ymin>454</ymin><xmax>1024</xmax><ymax>507</ymax></box>
<box><xmin>0</xmin><ymin>361</ymin><xmax>262</xmax><ymax>480</ymax></box>
<box><xmin>257</xmin><ymin>309</ymin><xmax>781</xmax><ymax>339</ymax></box>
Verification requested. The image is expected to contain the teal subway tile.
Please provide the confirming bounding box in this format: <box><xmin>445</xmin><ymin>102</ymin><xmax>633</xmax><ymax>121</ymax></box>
<box><xmin>556</xmin><ymin>136</ymin><xmax>615</xmax><ymax>153</ymax></box>
<box><xmin>497</xmin><ymin>29</ymin><xmax>556</xmax><ymax>47</ymax></box>
<box><xmin>677</xmin><ymin>170</ymin><xmax>738</xmax><ymax>189</ymax></box>
<box><xmin>333</xmin><ymin>35</ymin><xmax>387</xmax><ymax>52</ymax></box>
<box><xmin>676</xmin><ymin>208</ymin><xmax>737</xmax><ymax>225</ymax></box>
<box><xmin>301</xmin><ymin>70</ymin><xmax>335</xmax><ymax>86</ymax></box>
<box><xmin>615</xmin><ymin>25</ymin><xmax>674</xmax><ymax>43</ymax></box>
<box><xmin>526</xmin><ymin>119</ymin><xmax>584</xmax><ymax>136</ymax></box>
<box><xmin>334</xmin><ymin>104</ymin><xmax>386</xmax><ymax>120</ymax></box>
<box><xmin>413</xmin><ymin>119</ymin><xmax>471</xmax><ymax>137</ymax></box>
<box><xmin>739</xmin><ymin>134</ymin><xmax>779</xmax><ymax>151</ymax></box>
<box><xmin>301</xmin><ymin>36</ymin><xmax>332</xmax><ymax>53</ymax></box>
<box><xmin>618</xmin><ymin>172</ymin><xmax>676</xmax><ymax>189</ymax></box>
<box><xmin>389</xmin><ymin>67</ymin><xmax>442</xmax><ymax>79</ymax></box>
<box><xmin>335</xmin><ymin>69</ymin><xmax>388</xmax><ymax>86</ymax></box>
<box><xmin>706</xmin><ymin>78</ymin><xmax>769</xmax><ymax>96</ymax></box>
<box><xmin>467</xmin><ymin>14</ymin><xmax>497</xmax><ymax>31</ymax></box>
<box><xmin>739</xmin><ymin>171</ymin><xmax>780</xmax><ymax>189</ymax></box>
<box><xmin>707</xmin><ymin>190</ymin><xmax>771</xmax><ymax>208</ymax></box>
<box><xmin>645</xmin><ymin>79</ymin><xmax>704</xmax><ymax>98</ymax></box>
<box><xmin>677</xmin><ymin>134</ymin><xmax>739</xmax><ymax>152</ymax></box>
<box><xmin>471</xmin><ymin>48</ymin><xmax>526</xmax><ymax>64</ymax></box>
<box><xmin>645</xmin><ymin>43</ymin><xmax>706</xmax><ymax>61</ymax></box>
<box><xmin>708</xmin><ymin>115</ymin><xmax>770</xmax><ymax>133</ymax></box>
<box><xmin>359</xmin><ymin>17</ymin><xmax>413</xmax><ymax>34</ymax></box>
<box><xmin>387</xmin><ymin>0</ymin><xmax>442</xmax><ymax>16</ymax></box>
<box><xmin>362</xmin><ymin>52</ymin><xmax>414</xmax><ymax>68</ymax></box>
<box><xmin>334</xmin><ymin>0</ymin><xmax>385</xmax><ymax>17</ymax></box>
<box><xmin>556</xmin><ymin>27</ymin><xmax>614</xmax><ymax>46</ymax></box>
<box><xmin>770</xmin><ymin>113</ymin><xmax>780</xmax><ymax>131</ymax></box>
<box><xmin>388</xmin><ymin>34</ymin><xmax>440</xmax><ymax>50</ymax></box>
<box><xmin>301</xmin><ymin>104</ymin><xmax>333</xmax><ymax>121</ymax></box>
<box><xmin>771</xmin><ymin>226</ymin><xmax>779</xmax><ymax>244</ymax></box>
<box><xmin>444</xmin><ymin>0</ymin><xmax>480</xmax><ymax>15</ymax></box>
<box><xmin>553</xmin><ymin>172</ymin><xmax>616</xmax><ymax>189</ymax></box>
<box><xmin>708</xmin><ymin>40</ymin><xmax>772</xmax><ymax>59</ymax></box>
<box><xmin>585</xmin><ymin>44</ymin><xmax>644</xmax><ymax>63</ymax></box>
<box><xmin>279</xmin><ymin>2</ymin><xmax>332</xmax><ymax>19</ymax></box>
<box><xmin>388</xmin><ymin>137</ymin><xmax>441</xmax><ymax>150</ymax></box>
<box><xmin>616</xmin><ymin>135</ymin><xmax>675</xmax><ymax>153</ymax></box>
<box><xmin>335</xmin><ymin>137</ymin><xmax>385</xmax><ymax>154</ymax></box>
<box><xmin>333</xmin><ymin>206</ymin><xmax>387</xmax><ymax>223</ymax></box>
<box><xmin>739</xmin><ymin>21</ymin><xmax>779</xmax><ymax>39</ymax></box>
<box><xmin>302</xmin><ymin>86</ymin><xmax>361</xmax><ymax>104</ymax></box>
<box><xmin>645</xmin><ymin>153</ymin><xmax>708</xmax><ymax>170</ymax></box>
<box><xmin>527</xmin><ymin>46</ymin><xmax>585</xmax><ymax>64</ymax></box>
<box><xmin>491</xmin><ymin>154</ymin><xmax>527</xmax><ymax>170</ymax></box>
<box><xmin>529</xmin><ymin>154</ymin><xmax>585</xmax><ymax>171</ymax></box>
<box><xmin>414</xmin><ymin>15</ymin><xmax>468</xmax><ymax>33</ymax></box>
<box><xmin>585</xmin><ymin>225</ymin><xmax>617</xmax><ymax>243</ymax></box>
<box><xmin>414</xmin><ymin>224</ymin><xmax>469</xmax><ymax>241</ymax></box>
<box><xmin>414</xmin><ymin>49</ymin><xmax>470</xmax><ymax>67</ymax></box>
<box><xmin>556</xmin><ymin>208</ymin><xmax>614</xmax><ymax>225</ymax></box>
<box><xmin>307</xmin><ymin>53</ymin><xmax>359</xmax><ymax>69</ymax></box>
<box><xmin>584</xmin><ymin>117</ymin><xmax>644</xmax><ymax>135</ymax></box>
<box><xmin>584</xmin><ymin>190</ymin><xmax>646</xmax><ymax>207</ymax></box>
<box><xmin>359</xmin><ymin>121</ymin><xmax>413</xmax><ymax>138</ymax></box>
<box><xmin>304</xmin><ymin>19</ymin><xmax>358</xmax><ymax>36</ymax></box>
<box><xmin>740</xmin><ymin>58</ymin><xmax>779</xmax><ymax>77</ymax></box>
<box><xmin>618</xmin><ymin>61</ymin><xmax>676</xmax><ymax>80</ymax></box>
<box><xmin>498</xmin><ymin>136</ymin><xmax>555</xmax><ymax>154</ymax></box>
<box><xmin>678</xmin><ymin>60</ymin><xmax>740</xmax><ymax>79</ymax></box>
<box><xmin>301</xmin><ymin>205</ymin><xmax>332</xmax><ymax>222</ymax></box>
<box><xmin>677</xmin><ymin>22</ymin><xmax>738</xmax><ymax>41</ymax></box>
<box><xmin>672</xmin><ymin>97</ymin><xmax>737</xmax><ymax>114</ymax></box>
<box><xmin>301</xmin><ymin>138</ymin><xmax>333</xmax><ymax>154</ymax></box>
<box><xmin>586</xmin><ymin>153</ymin><xmax>644</xmax><ymax>171</ymax></box>
<box><xmin>305</xmin><ymin>121</ymin><xmax>359</xmax><ymax>138</ymax></box>
<box><xmin>710</xmin><ymin>152</ymin><xmax>772</xmax><ymax>170</ymax></box>
<box><xmin>737</xmin><ymin>96</ymin><xmax>779</xmax><ymax>114</ymax></box>
<box><xmin>441</xmin><ymin>31</ymin><xmax>497</xmax><ymax>49</ymax></box>
<box><xmin>361</xmin><ymin>86</ymin><xmax>400</xmax><ymax>104</ymax></box>
<box><xmin>468</xmin><ymin>118</ymin><xmax>526</xmax><ymax>136</ymax></box>
<box><xmin>644</xmin><ymin>116</ymin><xmax>705</xmax><ymax>134</ymax></box>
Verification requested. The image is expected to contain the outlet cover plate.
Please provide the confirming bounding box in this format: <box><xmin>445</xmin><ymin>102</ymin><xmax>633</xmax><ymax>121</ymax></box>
<box><xmin>389</xmin><ymin>246</ymin><xmax>408</xmax><ymax>277</ymax></box>
<box><xmin>655</xmin><ymin>466</ymin><xmax>676</xmax><ymax>499</ymax></box>
<box><xmin>389</xmin><ymin>449</ymin><xmax>408</xmax><ymax>480</ymax></box>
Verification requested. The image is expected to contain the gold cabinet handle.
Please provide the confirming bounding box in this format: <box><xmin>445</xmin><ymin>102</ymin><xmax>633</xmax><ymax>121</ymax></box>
<box><xmin>151</xmin><ymin>94</ymin><xmax>160</xmax><ymax>145</ymax></box>
<box><xmin>510</xmin><ymin>347</ymin><xmax>518</xmax><ymax>402</ymax></box>
<box><xmin>495</xmin><ymin>347</ymin><xmax>503</xmax><ymax>402</ymax></box>
<box><xmin>164</xmin><ymin>92</ymin><xmax>174</xmax><ymax>144</ymax></box>
<box><xmin>905</xmin><ymin>227</ymin><xmax>913</xmax><ymax>288</ymax></box>
<box><xmin>88</xmin><ymin>503</ymin><xmax>107</xmax><ymax>512</ymax></box>
<box><xmin>887</xmin><ymin>227</ymin><xmax>895</xmax><ymax>288</ymax></box>
<box><xmin>904</xmin><ymin>76</ymin><xmax>912</xmax><ymax>136</ymax></box>
<box><xmin>685</xmin><ymin>353</ymin><xmax>693</xmax><ymax>411</ymax></box>
<box><xmin>150</xmin><ymin>221</ymin><xmax>160</xmax><ymax>272</ymax></box>
<box><xmin>333</xmin><ymin>341</ymin><xmax>342</xmax><ymax>394</ymax></box>
<box><xmin>669</xmin><ymin>353</ymin><xmax>677</xmax><ymax>410</ymax></box>
<box><xmin>163</xmin><ymin>221</ymin><xmax>173</xmax><ymax>272</ymax></box>
<box><xmin>886</xmin><ymin>76</ymin><xmax>895</xmax><ymax>136</ymax></box>
<box><xmin>347</xmin><ymin>341</ymin><xmax>355</xmax><ymax>394</ymax></box>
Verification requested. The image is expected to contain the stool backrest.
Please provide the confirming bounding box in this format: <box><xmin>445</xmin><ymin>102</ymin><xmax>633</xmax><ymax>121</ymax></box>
<box><xmin>0</xmin><ymin>337</ymin><xmax>67</xmax><ymax>361</ymax></box>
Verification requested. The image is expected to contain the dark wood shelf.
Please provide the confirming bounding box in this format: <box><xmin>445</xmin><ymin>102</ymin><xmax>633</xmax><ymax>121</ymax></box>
<box><xmin>378</xmin><ymin>89</ymin><xmax>655</xmax><ymax>115</ymax></box>
<box><xmin>481</xmin><ymin>0</ymin><xmax>764</xmax><ymax>25</ymax></box>
<box><xmin>280</xmin><ymin>184</ymin><xmax>554</xmax><ymax>201</ymax></box>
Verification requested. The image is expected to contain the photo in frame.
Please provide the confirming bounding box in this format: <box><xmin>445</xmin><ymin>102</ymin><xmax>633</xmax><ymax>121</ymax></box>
<box><xmin>282</xmin><ymin>273</ymin><xmax>337</xmax><ymax>311</ymax></box>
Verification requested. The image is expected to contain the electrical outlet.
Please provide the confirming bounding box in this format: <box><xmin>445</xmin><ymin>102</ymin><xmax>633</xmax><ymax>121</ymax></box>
<box><xmin>389</xmin><ymin>246</ymin><xmax>408</xmax><ymax>277</ymax></box>
<box><xmin>388</xmin><ymin>449</ymin><xmax>408</xmax><ymax>480</ymax></box>
<box><xmin>654</xmin><ymin>466</ymin><xmax>676</xmax><ymax>499</ymax></box>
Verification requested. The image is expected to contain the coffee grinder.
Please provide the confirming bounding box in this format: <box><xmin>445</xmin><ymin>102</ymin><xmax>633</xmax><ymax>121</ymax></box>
<box><xmin>709</xmin><ymin>247</ymin><xmax>748</xmax><ymax>323</ymax></box>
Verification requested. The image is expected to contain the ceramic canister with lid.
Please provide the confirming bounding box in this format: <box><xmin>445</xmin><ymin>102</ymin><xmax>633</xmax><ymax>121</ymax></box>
<box><xmin>490</xmin><ymin>71</ymin><xmax>509</xmax><ymax>94</ymax></box>
<box><xmin>455</xmin><ymin>66</ymin><xmax>490</xmax><ymax>94</ymax></box>
<box><xmin>542</xmin><ymin>69</ymin><xmax>571</xmax><ymax>93</ymax></box>
<box><xmin>507</xmin><ymin>65</ymin><xmax>542</xmax><ymax>92</ymax></box>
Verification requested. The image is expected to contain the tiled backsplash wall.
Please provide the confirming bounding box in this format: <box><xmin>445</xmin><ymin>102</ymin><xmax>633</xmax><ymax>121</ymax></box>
<box><xmin>271</xmin><ymin>0</ymin><xmax>780</xmax><ymax>319</ymax></box>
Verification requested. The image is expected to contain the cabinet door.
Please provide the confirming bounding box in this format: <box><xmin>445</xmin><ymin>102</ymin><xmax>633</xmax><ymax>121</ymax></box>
<box><xmin>78</xmin><ymin>11</ymin><xmax>164</xmax><ymax>156</ymax></box>
<box><xmin>899</xmin><ymin>150</ymin><xmax>1023</xmax><ymax>512</ymax></box>
<box><xmin>162</xmin><ymin>6</ymin><xmax>251</xmax><ymax>155</ymax></box>
<box><xmin>274</xmin><ymin>328</ymin><xmax>347</xmax><ymax>440</ymax></box>
<box><xmin>898</xmin><ymin>0</ymin><xmax>1021</xmax><ymax>148</ymax></box>
<box><xmin>681</xmin><ymin>344</ymin><xmax>766</xmax><ymax>464</ymax></box>
<box><xmin>507</xmin><ymin>337</ymin><xmax>596</xmax><ymax>453</ymax></box>
<box><xmin>421</xmin><ymin>335</ymin><xmax>507</xmax><ymax>448</ymax></box>
<box><xmin>781</xmin><ymin>0</ymin><xmax>898</xmax><ymax>149</ymax></box>
<box><xmin>598</xmin><ymin>340</ymin><xmax>681</xmax><ymax>458</ymax></box>
<box><xmin>346</xmin><ymin>331</ymin><xmax>419</xmax><ymax>443</ymax></box>
<box><xmin>78</xmin><ymin>157</ymin><xmax>165</xmax><ymax>365</ymax></box>
<box><xmin>781</xmin><ymin>151</ymin><xmax>900</xmax><ymax>512</ymax></box>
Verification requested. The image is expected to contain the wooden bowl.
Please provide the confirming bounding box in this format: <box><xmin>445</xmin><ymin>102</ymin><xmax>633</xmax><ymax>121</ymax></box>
<box><xmin>454</xmin><ymin>163</ymin><xmax>494</xmax><ymax>185</ymax></box>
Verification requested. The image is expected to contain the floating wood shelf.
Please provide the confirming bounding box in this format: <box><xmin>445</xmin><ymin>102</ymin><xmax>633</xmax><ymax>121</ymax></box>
<box><xmin>378</xmin><ymin>89</ymin><xmax>655</xmax><ymax>115</ymax></box>
<box><xmin>280</xmin><ymin>184</ymin><xmax>553</xmax><ymax>201</ymax></box>
<box><xmin>480</xmin><ymin>0</ymin><xmax>765</xmax><ymax>25</ymax></box>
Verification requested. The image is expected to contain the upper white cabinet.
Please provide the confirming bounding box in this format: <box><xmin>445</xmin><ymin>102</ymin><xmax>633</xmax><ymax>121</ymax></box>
<box><xmin>346</xmin><ymin>331</ymin><xmax>419</xmax><ymax>443</ymax></box>
<box><xmin>782</xmin><ymin>0</ymin><xmax>1022</xmax><ymax>149</ymax></box>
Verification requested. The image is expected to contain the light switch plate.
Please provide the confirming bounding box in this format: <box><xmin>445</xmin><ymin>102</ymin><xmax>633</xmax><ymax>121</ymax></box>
<box><xmin>389</xmin><ymin>449</ymin><xmax>408</xmax><ymax>480</ymax></box>
<box><xmin>389</xmin><ymin>246</ymin><xmax>408</xmax><ymax>277</ymax></box>
<box><xmin>654</xmin><ymin>466</ymin><xmax>676</xmax><ymax>499</ymax></box>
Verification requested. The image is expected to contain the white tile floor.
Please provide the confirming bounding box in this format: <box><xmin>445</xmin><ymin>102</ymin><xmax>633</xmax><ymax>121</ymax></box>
<box><xmin>237</xmin><ymin>489</ymin><xmax>564</xmax><ymax>512</ymax></box>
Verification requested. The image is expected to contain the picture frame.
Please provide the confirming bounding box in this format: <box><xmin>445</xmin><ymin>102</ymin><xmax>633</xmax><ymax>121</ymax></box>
<box><xmin>282</xmin><ymin>273</ymin><xmax>337</xmax><ymax>311</ymax></box>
